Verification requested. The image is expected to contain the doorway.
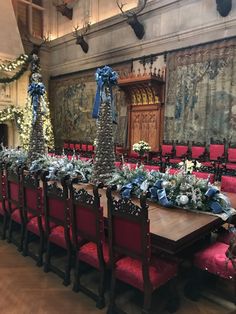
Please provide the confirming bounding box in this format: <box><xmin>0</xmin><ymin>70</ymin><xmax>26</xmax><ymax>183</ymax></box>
<box><xmin>0</xmin><ymin>124</ymin><xmax>8</xmax><ymax>148</ymax></box>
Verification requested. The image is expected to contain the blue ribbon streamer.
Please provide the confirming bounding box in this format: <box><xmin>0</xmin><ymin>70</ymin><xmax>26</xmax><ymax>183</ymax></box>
<box><xmin>149</xmin><ymin>179</ymin><xmax>173</xmax><ymax>207</ymax></box>
<box><xmin>92</xmin><ymin>66</ymin><xmax>118</xmax><ymax>123</ymax></box>
<box><xmin>28</xmin><ymin>82</ymin><xmax>46</xmax><ymax>124</ymax></box>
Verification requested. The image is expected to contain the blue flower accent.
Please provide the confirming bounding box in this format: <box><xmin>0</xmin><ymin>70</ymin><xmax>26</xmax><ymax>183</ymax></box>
<box><xmin>92</xmin><ymin>65</ymin><xmax>118</xmax><ymax>123</ymax></box>
<box><xmin>28</xmin><ymin>82</ymin><xmax>46</xmax><ymax>124</ymax></box>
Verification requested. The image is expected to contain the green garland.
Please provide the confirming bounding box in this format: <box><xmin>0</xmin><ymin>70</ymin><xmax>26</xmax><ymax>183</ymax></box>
<box><xmin>0</xmin><ymin>54</ymin><xmax>32</xmax><ymax>84</ymax></box>
<box><xmin>0</xmin><ymin>105</ymin><xmax>23</xmax><ymax>123</ymax></box>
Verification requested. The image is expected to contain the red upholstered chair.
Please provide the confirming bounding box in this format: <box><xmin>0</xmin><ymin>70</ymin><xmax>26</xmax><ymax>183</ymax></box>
<box><xmin>22</xmin><ymin>171</ymin><xmax>44</xmax><ymax>266</ymax></box>
<box><xmin>69</xmin><ymin>180</ymin><xmax>108</xmax><ymax>309</ymax></box>
<box><xmin>124</xmin><ymin>162</ymin><xmax>138</xmax><ymax>170</ymax></box>
<box><xmin>0</xmin><ymin>163</ymin><xmax>8</xmax><ymax>239</ymax></box>
<box><xmin>190</xmin><ymin>142</ymin><xmax>207</xmax><ymax>160</ymax></box>
<box><xmin>81</xmin><ymin>143</ymin><xmax>87</xmax><ymax>152</ymax></box>
<box><xmin>208</xmin><ymin>139</ymin><xmax>226</xmax><ymax>162</ymax></box>
<box><xmin>87</xmin><ymin>144</ymin><xmax>94</xmax><ymax>152</ymax></box>
<box><xmin>189</xmin><ymin>241</ymin><xmax>236</xmax><ymax>303</ymax></box>
<box><xmin>143</xmin><ymin>165</ymin><xmax>161</xmax><ymax>172</ymax></box>
<box><xmin>106</xmin><ymin>187</ymin><xmax>179</xmax><ymax>314</ymax></box>
<box><xmin>221</xmin><ymin>174</ymin><xmax>236</xmax><ymax>194</ymax></box>
<box><xmin>169</xmin><ymin>141</ymin><xmax>189</xmax><ymax>164</ymax></box>
<box><xmin>160</xmin><ymin>141</ymin><xmax>174</xmax><ymax>159</ymax></box>
<box><xmin>42</xmin><ymin>172</ymin><xmax>72</xmax><ymax>286</ymax></box>
<box><xmin>192</xmin><ymin>171</ymin><xmax>215</xmax><ymax>184</ymax></box>
<box><xmin>114</xmin><ymin>161</ymin><xmax>121</xmax><ymax>168</ymax></box>
<box><xmin>74</xmin><ymin>143</ymin><xmax>81</xmax><ymax>152</ymax></box>
<box><xmin>5</xmin><ymin>166</ymin><xmax>25</xmax><ymax>251</ymax></box>
<box><xmin>225</xmin><ymin>143</ymin><xmax>236</xmax><ymax>170</ymax></box>
<box><xmin>63</xmin><ymin>141</ymin><xmax>69</xmax><ymax>150</ymax></box>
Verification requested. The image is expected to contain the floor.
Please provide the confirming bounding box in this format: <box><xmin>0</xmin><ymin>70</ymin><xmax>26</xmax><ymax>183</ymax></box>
<box><xmin>0</xmin><ymin>238</ymin><xmax>235</xmax><ymax>314</ymax></box>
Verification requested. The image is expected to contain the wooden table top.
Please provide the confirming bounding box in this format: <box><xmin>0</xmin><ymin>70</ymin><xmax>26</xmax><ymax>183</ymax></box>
<box><xmin>77</xmin><ymin>184</ymin><xmax>236</xmax><ymax>254</ymax></box>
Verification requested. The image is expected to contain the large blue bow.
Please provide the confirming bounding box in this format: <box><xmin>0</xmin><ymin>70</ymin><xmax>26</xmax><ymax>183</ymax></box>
<box><xmin>28</xmin><ymin>82</ymin><xmax>46</xmax><ymax>124</ymax></box>
<box><xmin>92</xmin><ymin>66</ymin><xmax>118</xmax><ymax>123</ymax></box>
<box><xmin>205</xmin><ymin>187</ymin><xmax>231</xmax><ymax>214</ymax></box>
<box><xmin>149</xmin><ymin>179</ymin><xmax>173</xmax><ymax>207</ymax></box>
<box><xmin>120</xmin><ymin>176</ymin><xmax>144</xmax><ymax>199</ymax></box>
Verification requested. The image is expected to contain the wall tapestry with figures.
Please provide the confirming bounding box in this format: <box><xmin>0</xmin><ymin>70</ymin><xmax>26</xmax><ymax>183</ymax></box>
<box><xmin>49</xmin><ymin>63</ymin><xmax>131</xmax><ymax>147</ymax></box>
<box><xmin>165</xmin><ymin>38</ymin><xmax>236</xmax><ymax>144</ymax></box>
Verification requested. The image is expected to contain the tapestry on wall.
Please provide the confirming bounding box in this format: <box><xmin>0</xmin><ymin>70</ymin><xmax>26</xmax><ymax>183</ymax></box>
<box><xmin>165</xmin><ymin>38</ymin><xmax>236</xmax><ymax>144</ymax></box>
<box><xmin>50</xmin><ymin>64</ymin><xmax>130</xmax><ymax>147</ymax></box>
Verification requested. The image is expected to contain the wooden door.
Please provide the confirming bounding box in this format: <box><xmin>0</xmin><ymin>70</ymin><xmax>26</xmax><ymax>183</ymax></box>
<box><xmin>130</xmin><ymin>104</ymin><xmax>162</xmax><ymax>151</ymax></box>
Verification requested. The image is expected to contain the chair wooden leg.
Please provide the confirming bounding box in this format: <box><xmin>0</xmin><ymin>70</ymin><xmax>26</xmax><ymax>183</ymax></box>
<box><xmin>107</xmin><ymin>269</ymin><xmax>117</xmax><ymax>314</ymax></box>
<box><xmin>73</xmin><ymin>258</ymin><xmax>80</xmax><ymax>292</ymax></box>
<box><xmin>37</xmin><ymin>233</ymin><xmax>44</xmax><ymax>267</ymax></box>
<box><xmin>234</xmin><ymin>277</ymin><xmax>236</xmax><ymax>305</ymax></box>
<box><xmin>166</xmin><ymin>278</ymin><xmax>180</xmax><ymax>313</ymax></box>
<box><xmin>142</xmin><ymin>288</ymin><xmax>152</xmax><ymax>314</ymax></box>
<box><xmin>184</xmin><ymin>267</ymin><xmax>202</xmax><ymax>301</ymax></box>
<box><xmin>63</xmin><ymin>248</ymin><xmax>72</xmax><ymax>286</ymax></box>
<box><xmin>18</xmin><ymin>223</ymin><xmax>25</xmax><ymax>252</ymax></box>
<box><xmin>22</xmin><ymin>229</ymin><xmax>29</xmax><ymax>256</ymax></box>
<box><xmin>7</xmin><ymin>218</ymin><xmax>13</xmax><ymax>243</ymax></box>
<box><xmin>2</xmin><ymin>213</ymin><xmax>8</xmax><ymax>240</ymax></box>
<box><xmin>96</xmin><ymin>266</ymin><xmax>106</xmax><ymax>309</ymax></box>
<box><xmin>44</xmin><ymin>241</ymin><xmax>51</xmax><ymax>273</ymax></box>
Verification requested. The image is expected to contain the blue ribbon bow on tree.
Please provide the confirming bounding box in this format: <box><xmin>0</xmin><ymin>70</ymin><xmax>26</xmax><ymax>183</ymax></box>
<box><xmin>92</xmin><ymin>65</ymin><xmax>118</xmax><ymax>123</ymax></box>
<box><xmin>28</xmin><ymin>82</ymin><xmax>46</xmax><ymax>124</ymax></box>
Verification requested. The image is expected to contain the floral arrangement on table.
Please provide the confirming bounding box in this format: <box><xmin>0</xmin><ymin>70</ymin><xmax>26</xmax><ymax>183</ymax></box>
<box><xmin>0</xmin><ymin>146</ymin><xmax>92</xmax><ymax>182</ymax></box>
<box><xmin>29</xmin><ymin>154</ymin><xmax>92</xmax><ymax>182</ymax></box>
<box><xmin>0</xmin><ymin>145</ymin><xmax>28</xmax><ymax>172</ymax></box>
<box><xmin>133</xmin><ymin>140</ymin><xmax>151</xmax><ymax>157</ymax></box>
<box><xmin>106</xmin><ymin>164</ymin><xmax>232</xmax><ymax>217</ymax></box>
<box><xmin>178</xmin><ymin>159</ymin><xmax>201</xmax><ymax>173</ymax></box>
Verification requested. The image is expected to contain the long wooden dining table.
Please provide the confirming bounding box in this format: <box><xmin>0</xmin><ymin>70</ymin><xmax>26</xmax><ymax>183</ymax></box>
<box><xmin>79</xmin><ymin>184</ymin><xmax>236</xmax><ymax>255</ymax></box>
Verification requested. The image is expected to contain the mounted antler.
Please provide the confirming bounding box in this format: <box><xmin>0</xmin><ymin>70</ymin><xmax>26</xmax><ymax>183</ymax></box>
<box><xmin>25</xmin><ymin>33</ymin><xmax>49</xmax><ymax>55</ymax></box>
<box><xmin>73</xmin><ymin>23</ymin><xmax>90</xmax><ymax>53</ymax></box>
<box><xmin>216</xmin><ymin>0</ymin><xmax>232</xmax><ymax>17</ymax></box>
<box><xmin>117</xmin><ymin>0</ymin><xmax>147</xmax><ymax>40</ymax></box>
<box><xmin>53</xmin><ymin>0</ymin><xmax>73</xmax><ymax>20</ymax></box>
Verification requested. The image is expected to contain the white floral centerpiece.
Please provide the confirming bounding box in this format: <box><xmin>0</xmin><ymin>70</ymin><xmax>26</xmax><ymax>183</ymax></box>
<box><xmin>133</xmin><ymin>140</ymin><xmax>151</xmax><ymax>157</ymax></box>
<box><xmin>178</xmin><ymin>159</ymin><xmax>201</xmax><ymax>174</ymax></box>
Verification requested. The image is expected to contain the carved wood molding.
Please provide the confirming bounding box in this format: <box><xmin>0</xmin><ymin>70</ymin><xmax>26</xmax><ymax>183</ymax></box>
<box><xmin>118</xmin><ymin>73</ymin><xmax>165</xmax><ymax>107</ymax></box>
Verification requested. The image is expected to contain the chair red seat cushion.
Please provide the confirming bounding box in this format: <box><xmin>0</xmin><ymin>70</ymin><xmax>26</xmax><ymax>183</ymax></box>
<box><xmin>194</xmin><ymin>242</ymin><xmax>234</xmax><ymax>279</ymax></box>
<box><xmin>192</xmin><ymin>171</ymin><xmax>214</xmax><ymax>183</ymax></box>
<box><xmin>169</xmin><ymin>158</ymin><xmax>182</xmax><ymax>164</ymax></box>
<box><xmin>11</xmin><ymin>209</ymin><xmax>34</xmax><ymax>223</ymax></box>
<box><xmin>26</xmin><ymin>216</ymin><xmax>56</xmax><ymax>236</ymax></box>
<box><xmin>115</xmin><ymin>256</ymin><xmax>178</xmax><ymax>291</ymax></box>
<box><xmin>48</xmin><ymin>225</ymin><xmax>74</xmax><ymax>249</ymax></box>
<box><xmin>225</xmin><ymin>163</ymin><xmax>236</xmax><ymax>170</ymax></box>
<box><xmin>78</xmin><ymin>241</ymin><xmax>109</xmax><ymax>269</ymax></box>
<box><xmin>143</xmin><ymin>165</ymin><xmax>160</xmax><ymax>172</ymax></box>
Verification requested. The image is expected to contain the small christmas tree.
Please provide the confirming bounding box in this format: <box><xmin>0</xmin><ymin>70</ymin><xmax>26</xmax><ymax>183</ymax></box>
<box><xmin>91</xmin><ymin>66</ymin><xmax>118</xmax><ymax>184</ymax></box>
<box><xmin>27</xmin><ymin>72</ymin><xmax>46</xmax><ymax>162</ymax></box>
<box><xmin>25</xmin><ymin>53</ymin><xmax>54</xmax><ymax>162</ymax></box>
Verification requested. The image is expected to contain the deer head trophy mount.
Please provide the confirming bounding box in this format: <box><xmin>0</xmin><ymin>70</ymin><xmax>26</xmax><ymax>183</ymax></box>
<box><xmin>73</xmin><ymin>23</ymin><xmax>90</xmax><ymax>53</ymax></box>
<box><xmin>117</xmin><ymin>0</ymin><xmax>147</xmax><ymax>40</ymax></box>
<box><xmin>53</xmin><ymin>1</ymin><xmax>73</xmax><ymax>20</ymax></box>
<box><xmin>216</xmin><ymin>0</ymin><xmax>232</xmax><ymax>17</ymax></box>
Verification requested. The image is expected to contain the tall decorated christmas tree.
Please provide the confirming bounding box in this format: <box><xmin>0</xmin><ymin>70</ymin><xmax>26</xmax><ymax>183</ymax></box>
<box><xmin>91</xmin><ymin>66</ymin><xmax>118</xmax><ymax>184</ymax></box>
<box><xmin>27</xmin><ymin>54</ymin><xmax>54</xmax><ymax>162</ymax></box>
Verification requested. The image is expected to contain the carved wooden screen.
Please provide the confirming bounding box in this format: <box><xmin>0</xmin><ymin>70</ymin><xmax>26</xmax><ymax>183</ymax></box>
<box><xmin>118</xmin><ymin>74</ymin><xmax>165</xmax><ymax>151</ymax></box>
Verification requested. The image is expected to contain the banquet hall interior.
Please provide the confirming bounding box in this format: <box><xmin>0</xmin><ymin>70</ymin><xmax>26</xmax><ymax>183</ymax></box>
<box><xmin>1</xmin><ymin>0</ymin><xmax>236</xmax><ymax>313</ymax></box>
